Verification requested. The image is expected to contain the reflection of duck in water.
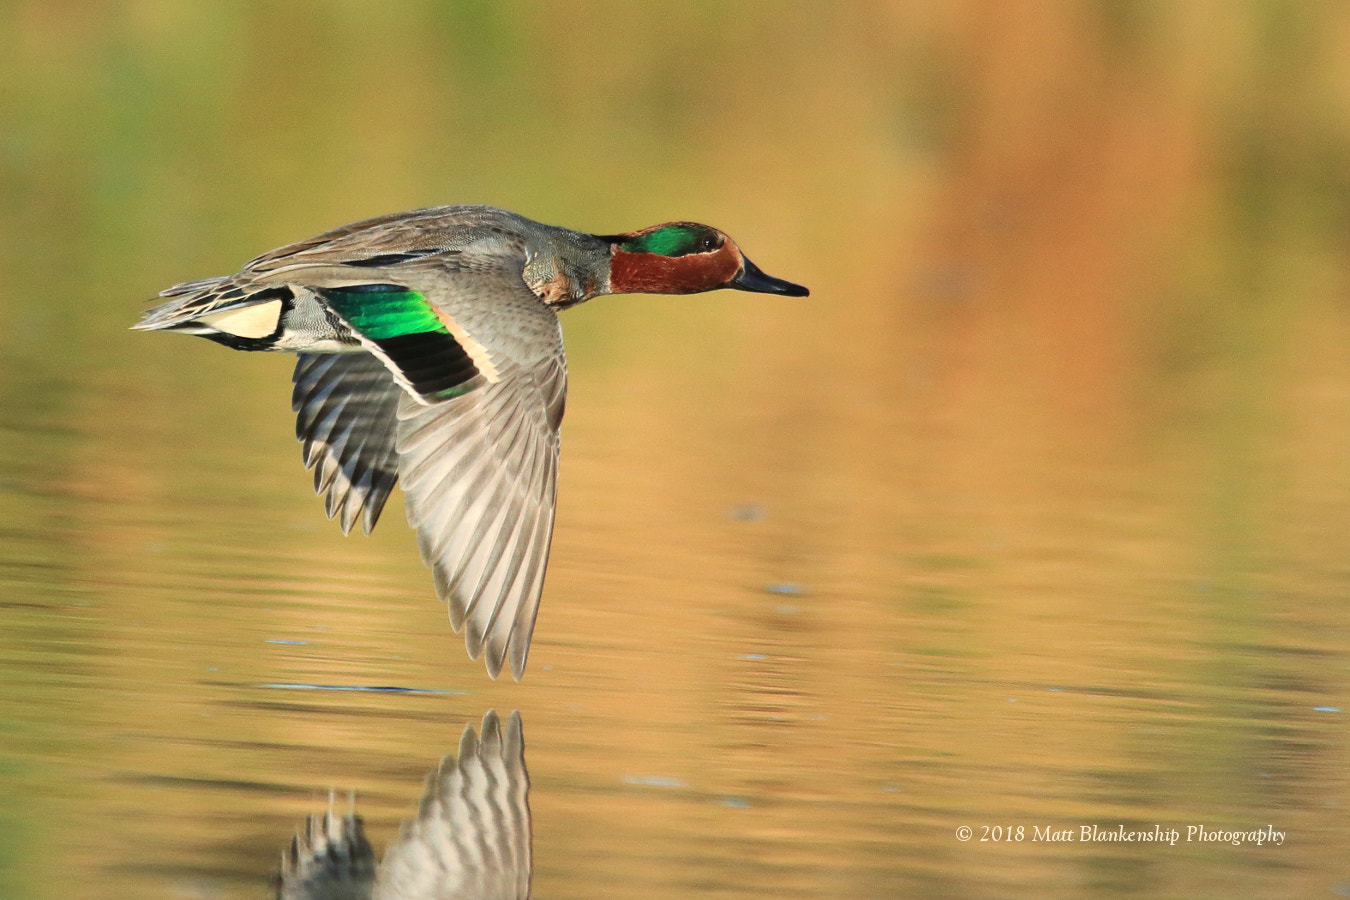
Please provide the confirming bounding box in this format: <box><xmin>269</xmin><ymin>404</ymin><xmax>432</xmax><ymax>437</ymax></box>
<box><xmin>277</xmin><ymin>711</ymin><xmax>529</xmax><ymax>900</ymax></box>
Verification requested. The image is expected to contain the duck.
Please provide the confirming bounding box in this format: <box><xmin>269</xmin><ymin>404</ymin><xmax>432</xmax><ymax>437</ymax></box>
<box><xmin>133</xmin><ymin>205</ymin><xmax>808</xmax><ymax>680</ymax></box>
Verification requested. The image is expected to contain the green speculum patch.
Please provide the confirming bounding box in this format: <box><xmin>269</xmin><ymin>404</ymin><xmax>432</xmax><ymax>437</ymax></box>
<box><xmin>620</xmin><ymin>223</ymin><xmax>716</xmax><ymax>257</ymax></box>
<box><xmin>322</xmin><ymin>284</ymin><xmax>447</xmax><ymax>339</ymax></box>
<box><xmin>322</xmin><ymin>285</ymin><xmax>480</xmax><ymax>400</ymax></box>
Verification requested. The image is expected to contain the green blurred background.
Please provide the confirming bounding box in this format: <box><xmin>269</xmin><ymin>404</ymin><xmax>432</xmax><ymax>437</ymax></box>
<box><xmin>2</xmin><ymin>2</ymin><xmax>1350</xmax><ymax>898</ymax></box>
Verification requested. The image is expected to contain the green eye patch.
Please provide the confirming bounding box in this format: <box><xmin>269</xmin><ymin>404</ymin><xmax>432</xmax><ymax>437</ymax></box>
<box><xmin>617</xmin><ymin>223</ymin><xmax>721</xmax><ymax>257</ymax></box>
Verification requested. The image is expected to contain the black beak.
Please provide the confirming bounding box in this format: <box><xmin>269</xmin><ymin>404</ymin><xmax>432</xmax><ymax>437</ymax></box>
<box><xmin>730</xmin><ymin>255</ymin><xmax>809</xmax><ymax>297</ymax></box>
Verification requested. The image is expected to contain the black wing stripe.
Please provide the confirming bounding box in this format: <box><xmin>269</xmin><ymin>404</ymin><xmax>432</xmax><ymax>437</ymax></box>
<box><xmin>373</xmin><ymin>331</ymin><xmax>481</xmax><ymax>399</ymax></box>
<box><xmin>344</xmin><ymin>249</ymin><xmax>445</xmax><ymax>268</ymax></box>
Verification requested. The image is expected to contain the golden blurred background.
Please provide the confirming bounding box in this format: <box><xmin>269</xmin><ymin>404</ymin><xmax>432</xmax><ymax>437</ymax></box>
<box><xmin>1</xmin><ymin>2</ymin><xmax>1349</xmax><ymax>897</ymax></box>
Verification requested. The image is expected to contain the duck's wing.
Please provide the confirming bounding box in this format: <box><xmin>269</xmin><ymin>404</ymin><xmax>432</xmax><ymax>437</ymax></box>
<box><xmin>292</xmin><ymin>353</ymin><xmax>403</xmax><ymax>535</ymax></box>
<box><xmin>278</xmin><ymin>809</ymin><xmax>377</xmax><ymax>900</ymax></box>
<box><xmin>394</xmin><ymin>341</ymin><xmax>562</xmax><ymax>681</ymax></box>
<box><xmin>278</xmin><ymin>251</ymin><xmax>564</xmax><ymax>681</ymax></box>
<box><xmin>375</xmin><ymin>711</ymin><xmax>531</xmax><ymax>900</ymax></box>
<box><xmin>388</xmin><ymin>268</ymin><xmax>565</xmax><ymax>680</ymax></box>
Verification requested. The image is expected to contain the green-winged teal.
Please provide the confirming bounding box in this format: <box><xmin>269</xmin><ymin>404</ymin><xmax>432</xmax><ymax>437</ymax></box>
<box><xmin>135</xmin><ymin>205</ymin><xmax>808</xmax><ymax>680</ymax></box>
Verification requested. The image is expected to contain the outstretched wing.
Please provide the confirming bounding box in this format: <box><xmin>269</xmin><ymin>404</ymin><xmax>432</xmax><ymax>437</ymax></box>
<box><xmin>292</xmin><ymin>353</ymin><xmax>403</xmax><ymax>535</ymax></box>
<box><xmin>292</xmin><ymin>257</ymin><xmax>567</xmax><ymax>681</ymax></box>
<box><xmin>395</xmin><ymin>325</ymin><xmax>564</xmax><ymax>681</ymax></box>
<box><xmin>375</xmin><ymin>711</ymin><xmax>531</xmax><ymax>900</ymax></box>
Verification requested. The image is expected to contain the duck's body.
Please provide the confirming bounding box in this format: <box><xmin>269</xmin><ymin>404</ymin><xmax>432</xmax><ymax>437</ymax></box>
<box><xmin>135</xmin><ymin>205</ymin><xmax>807</xmax><ymax>680</ymax></box>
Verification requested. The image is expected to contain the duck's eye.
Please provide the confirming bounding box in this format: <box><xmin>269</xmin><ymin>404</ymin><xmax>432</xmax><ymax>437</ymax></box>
<box><xmin>696</xmin><ymin>234</ymin><xmax>721</xmax><ymax>253</ymax></box>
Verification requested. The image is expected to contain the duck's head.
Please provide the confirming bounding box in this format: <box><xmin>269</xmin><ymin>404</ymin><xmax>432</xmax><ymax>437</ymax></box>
<box><xmin>604</xmin><ymin>222</ymin><xmax>809</xmax><ymax>297</ymax></box>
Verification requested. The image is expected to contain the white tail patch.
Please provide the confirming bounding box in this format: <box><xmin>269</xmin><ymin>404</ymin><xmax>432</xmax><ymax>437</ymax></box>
<box><xmin>198</xmin><ymin>299</ymin><xmax>283</xmax><ymax>339</ymax></box>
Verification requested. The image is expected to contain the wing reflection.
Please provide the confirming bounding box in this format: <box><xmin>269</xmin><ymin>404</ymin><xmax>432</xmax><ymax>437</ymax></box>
<box><xmin>278</xmin><ymin>711</ymin><xmax>530</xmax><ymax>900</ymax></box>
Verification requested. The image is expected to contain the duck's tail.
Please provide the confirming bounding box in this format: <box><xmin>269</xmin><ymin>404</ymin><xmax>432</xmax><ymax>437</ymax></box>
<box><xmin>133</xmin><ymin>276</ymin><xmax>294</xmax><ymax>348</ymax></box>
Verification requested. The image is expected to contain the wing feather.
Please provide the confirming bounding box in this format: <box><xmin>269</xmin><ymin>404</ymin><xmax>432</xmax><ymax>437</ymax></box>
<box><xmin>395</xmin><ymin>347</ymin><xmax>563</xmax><ymax>680</ymax></box>
<box><xmin>292</xmin><ymin>353</ymin><xmax>402</xmax><ymax>535</ymax></box>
